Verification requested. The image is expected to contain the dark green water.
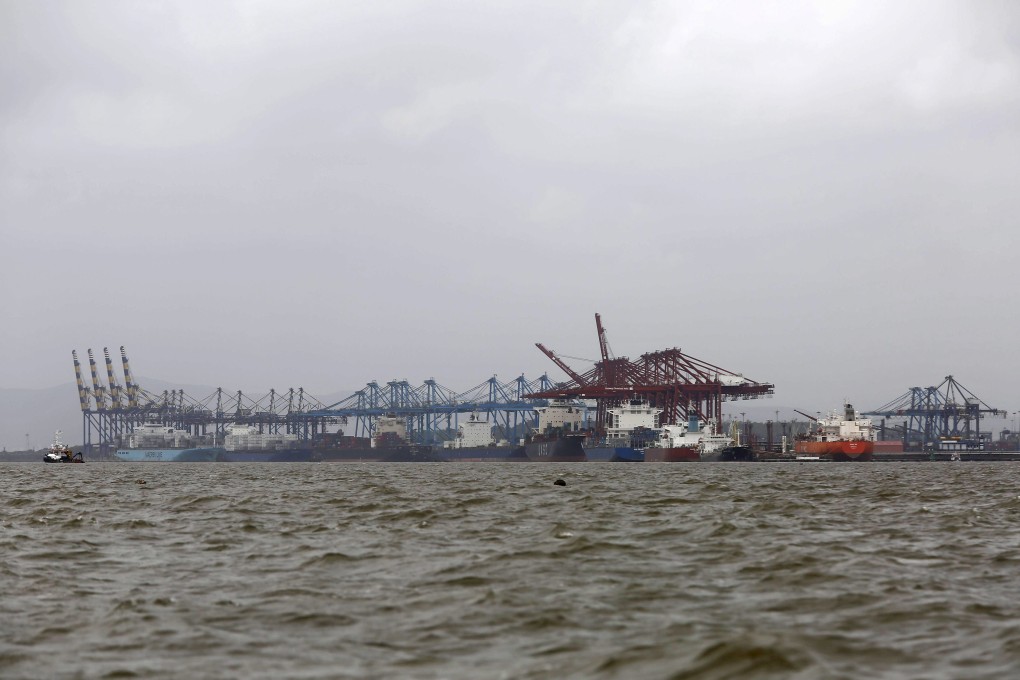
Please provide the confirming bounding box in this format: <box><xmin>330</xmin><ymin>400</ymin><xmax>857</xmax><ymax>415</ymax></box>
<box><xmin>3</xmin><ymin>462</ymin><xmax>1020</xmax><ymax>679</ymax></box>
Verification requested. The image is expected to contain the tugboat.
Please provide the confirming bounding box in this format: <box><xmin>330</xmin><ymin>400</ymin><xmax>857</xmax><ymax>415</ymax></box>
<box><xmin>43</xmin><ymin>431</ymin><xmax>84</xmax><ymax>463</ymax></box>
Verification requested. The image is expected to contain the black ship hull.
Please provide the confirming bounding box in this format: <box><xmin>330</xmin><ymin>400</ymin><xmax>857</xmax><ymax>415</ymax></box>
<box><xmin>524</xmin><ymin>435</ymin><xmax>586</xmax><ymax>462</ymax></box>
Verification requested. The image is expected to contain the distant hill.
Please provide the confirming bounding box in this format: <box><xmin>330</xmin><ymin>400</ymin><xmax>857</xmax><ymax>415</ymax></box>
<box><xmin>0</xmin><ymin>379</ymin><xmax>354</xmax><ymax>451</ymax></box>
<box><xmin>0</xmin><ymin>383</ymin><xmax>81</xmax><ymax>452</ymax></box>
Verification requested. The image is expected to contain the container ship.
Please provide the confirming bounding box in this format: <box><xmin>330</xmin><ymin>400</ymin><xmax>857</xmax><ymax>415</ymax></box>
<box><xmin>437</xmin><ymin>413</ymin><xmax>526</xmax><ymax>462</ymax></box>
<box><xmin>794</xmin><ymin>403</ymin><xmax>875</xmax><ymax>461</ymax></box>
<box><xmin>113</xmin><ymin>422</ymin><xmax>225</xmax><ymax>462</ymax></box>
<box><xmin>220</xmin><ymin>425</ymin><xmax>313</xmax><ymax>462</ymax></box>
<box><xmin>523</xmin><ymin>398</ymin><xmax>587</xmax><ymax>461</ymax></box>
<box><xmin>584</xmin><ymin>399</ymin><xmax>660</xmax><ymax>462</ymax></box>
<box><xmin>316</xmin><ymin>415</ymin><xmax>440</xmax><ymax>462</ymax></box>
<box><xmin>115</xmin><ymin>423</ymin><xmax>316</xmax><ymax>462</ymax></box>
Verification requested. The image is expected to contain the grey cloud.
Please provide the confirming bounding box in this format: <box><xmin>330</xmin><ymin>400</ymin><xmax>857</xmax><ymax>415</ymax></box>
<box><xmin>2</xmin><ymin>0</ymin><xmax>1019</xmax><ymax>438</ymax></box>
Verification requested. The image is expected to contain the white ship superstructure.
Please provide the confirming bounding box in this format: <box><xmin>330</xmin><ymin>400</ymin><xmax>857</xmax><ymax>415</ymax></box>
<box><xmin>372</xmin><ymin>415</ymin><xmax>408</xmax><ymax>447</ymax></box>
<box><xmin>223</xmin><ymin>424</ymin><xmax>300</xmax><ymax>451</ymax></box>
<box><xmin>535</xmin><ymin>398</ymin><xmax>584</xmax><ymax>434</ymax></box>
<box><xmin>812</xmin><ymin>404</ymin><xmax>875</xmax><ymax>442</ymax></box>
<box><xmin>653</xmin><ymin>412</ymin><xmax>734</xmax><ymax>454</ymax></box>
<box><xmin>606</xmin><ymin>400</ymin><xmax>661</xmax><ymax>440</ymax></box>
<box><xmin>444</xmin><ymin>413</ymin><xmax>505</xmax><ymax>449</ymax></box>
<box><xmin>128</xmin><ymin>422</ymin><xmax>193</xmax><ymax>449</ymax></box>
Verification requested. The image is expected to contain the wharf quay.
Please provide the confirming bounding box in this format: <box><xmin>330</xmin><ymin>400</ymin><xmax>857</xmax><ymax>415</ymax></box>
<box><xmin>755</xmin><ymin>452</ymin><xmax>1020</xmax><ymax>462</ymax></box>
<box><xmin>873</xmin><ymin>451</ymin><xmax>1020</xmax><ymax>462</ymax></box>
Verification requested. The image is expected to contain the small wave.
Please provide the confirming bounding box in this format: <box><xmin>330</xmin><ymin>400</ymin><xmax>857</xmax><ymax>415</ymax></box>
<box><xmin>278</xmin><ymin>612</ymin><xmax>356</xmax><ymax>627</ymax></box>
<box><xmin>669</xmin><ymin>635</ymin><xmax>814</xmax><ymax>679</ymax></box>
<box><xmin>299</xmin><ymin>551</ymin><xmax>360</xmax><ymax>568</ymax></box>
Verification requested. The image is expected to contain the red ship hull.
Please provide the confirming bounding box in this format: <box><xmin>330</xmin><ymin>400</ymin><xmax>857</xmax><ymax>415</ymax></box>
<box><xmin>794</xmin><ymin>440</ymin><xmax>874</xmax><ymax>461</ymax></box>
<box><xmin>643</xmin><ymin>446</ymin><xmax>700</xmax><ymax>462</ymax></box>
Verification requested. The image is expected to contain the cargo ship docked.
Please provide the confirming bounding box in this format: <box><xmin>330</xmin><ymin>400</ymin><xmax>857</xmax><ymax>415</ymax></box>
<box><xmin>438</xmin><ymin>413</ymin><xmax>526</xmax><ymax>462</ymax></box>
<box><xmin>114</xmin><ymin>422</ymin><xmax>225</xmax><ymax>462</ymax></box>
<box><xmin>524</xmin><ymin>398</ymin><xmax>587</xmax><ymax>461</ymax></box>
<box><xmin>585</xmin><ymin>399</ymin><xmax>661</xmax><ymax>462</ymax></box>
<box><xmin>794</xmin><ymin>403</ymin><xmax>875</xmax><ymax>461</ymax></box>
<box><xmin>645</xmin><ymin>412</ymin><xmax>752</xmax><ymax>462</ymax></box>
<box><xmin>317</xmin><ymin>415</ymin><xmax>440</xmax><ymax>462</ymax></box>
<box><xmin>115</xmin><ymin>422</ymin><xmax>315</xmax><ymax>462</ymax></box>
<box><xmin>220</xmin><ymin>424</ymin><xmax>314</xmax><ymax>462</ymax></box>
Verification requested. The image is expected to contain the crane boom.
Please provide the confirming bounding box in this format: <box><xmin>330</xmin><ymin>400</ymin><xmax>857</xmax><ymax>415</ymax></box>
<box><xmin>72</xmin><ymin>350</ymin><xmax>91</xmax><ymax>411</ymax></box>
<box><xmin>595</xmin><ymin>313</ymin><xmax>612</xmax><ymax>362</ymax></box>
<box><xmin>793</xmin><ymin>409</ymin><xmax>818</xmax><ymax>422</ymax></box>
<box><xmin>87</xmin><ymin>349</ymin><xmax>107</xmax><ymax>411</ymax></box>
<box><xmin>535</xmin><ymin>343</ymin><xmax>587</xmax><ymax>385</ymax></box>
<box><xmin>120</xmin><ymin>346</ymin><xmax>139</xmax><ymax>408</ymax></box>
<box><xmin>103</xmin><ymin>347</ymin><xmax>122</xmax><ymax>409</ymax></box>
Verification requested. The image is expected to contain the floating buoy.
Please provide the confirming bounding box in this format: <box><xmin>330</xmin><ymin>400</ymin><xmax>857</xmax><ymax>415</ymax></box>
<box><xmin>554</xmin><ymin>479</ymin><xmax>566</xmax><ymax>486</ymax></box>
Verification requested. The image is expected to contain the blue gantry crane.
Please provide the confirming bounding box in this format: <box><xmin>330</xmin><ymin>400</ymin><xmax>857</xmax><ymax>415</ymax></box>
<box><xmin>864</xmin><ymin>375</ymin><xmax>1005</xmax><ymax>450</ymax></box>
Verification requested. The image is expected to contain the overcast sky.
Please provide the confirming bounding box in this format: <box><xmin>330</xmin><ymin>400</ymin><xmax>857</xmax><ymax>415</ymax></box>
<box><xmin>2</xmin><ymin>0</ymin><xmax>1019</xmax><ymax>414</ymax></box>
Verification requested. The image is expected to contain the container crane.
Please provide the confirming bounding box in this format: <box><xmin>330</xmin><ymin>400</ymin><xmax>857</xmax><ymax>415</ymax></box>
<box><xmin>120</xmin><ymin>346</ymin><xmax>139</xmax><ymax>408</ymax></box>
<box><xmin>72</xmin><ymin>350</ymin><xmax>91</xmax><ymax>411</ymax></box>
<box><xmin>87</xmin><ymin>349</ymin><xmax>107</xmax><ymax>411</ymax></box>
<box><xmin>103</xmin><ymin>347</ymin><xmax>123</xmax><ymax>410</ymax></box>
<box><xmin>534</xmin><ymin>343</ymin><xmax>587</xmax><ymax>386</ymax></box>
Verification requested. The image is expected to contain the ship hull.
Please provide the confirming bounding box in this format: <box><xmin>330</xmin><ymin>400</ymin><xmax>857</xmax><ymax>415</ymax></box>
<box><xmin>318</xmin><ymin>445</ymin><xmax>441</xmax><ymax>462</ymax></box>
<box><xmin>794</xmin><ymin>440</ymin><xmax>874</xmax><ymax>461</ymax></box>
<box><xmin>114</xmin><ymin>447</ymin><xmax>318</xmax><ymax>462</ymax></box>
<box><xmin>220</xmin><ymin>448</ymin><xmax>316</xmax><ymax>462</ymax></box>
<box><xmin>701</xmin><ymin>446</ymin><xmax>756</xmax><ymax>462</ymax></box>
<box><xmin>114</xmin><ymin>447</ymin><xmax>227</xmax><ymax>462</ymax></box>
<box><xmin>644</xmin><ymin>446</ymin><xmax>700</xmax><ymax>462</ymax></box>
<box><xmin>585</xmin><ymin>447</ymin><xmax>644</xmax><ymax>462</ymax></box>
<box><xmin>524</xmin><ymin>435</ymin><xmax>586</xmax><ymax>462</ymax></box>
<box><xmin>438</xmin><ymin>446</ymin><xmax>527</xmax><ymax>462</ymax></box>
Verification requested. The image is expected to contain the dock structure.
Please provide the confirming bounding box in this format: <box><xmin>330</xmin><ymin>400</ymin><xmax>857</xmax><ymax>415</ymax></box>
<box><xmin>71</xmin><ymin>347</ymin><xmax>554</xmax><ymax>456</ymax></box>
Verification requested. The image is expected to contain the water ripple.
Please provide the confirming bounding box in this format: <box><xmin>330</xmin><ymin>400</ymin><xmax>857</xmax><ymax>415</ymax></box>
<box><xmin>4</xmin><ymin>461</ymin><xmax>1020</xmax><ymax>678</ymax></box>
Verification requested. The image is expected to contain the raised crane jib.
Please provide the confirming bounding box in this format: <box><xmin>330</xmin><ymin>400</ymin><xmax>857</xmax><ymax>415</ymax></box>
<box><xmin>87</xmin><ymin>348</ymin><xmax>107</xmax><ymax>411</ymax></box>
<box><xmin>595</xmin><ymin>313</ymin><xmax>612</xmax><ymax>362</ymax></box>
<box><xmin>793</xmin><ymin>409</ymin><xmax>818</xmax><ymax>422</ymax></box>
<box><xmin>535</xmin><ymin>343</ymin><xmax>587</xmax><ymax>386</ymax></box>
<box><xmin>71</xmin><ymin>350</ymin><xmax>91</xmax><ymax>411</ymax></box>
<box><xmin>103</xmin><ymin>347</ymin><xmax>123</xmax><ymax>410</ymax></box>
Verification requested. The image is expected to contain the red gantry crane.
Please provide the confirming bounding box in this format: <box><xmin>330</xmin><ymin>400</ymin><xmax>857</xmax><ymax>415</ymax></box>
<box><xmin>529</xmin><ymin>314</ymin><xmax>775</xmax><ymax>433</ymax></box>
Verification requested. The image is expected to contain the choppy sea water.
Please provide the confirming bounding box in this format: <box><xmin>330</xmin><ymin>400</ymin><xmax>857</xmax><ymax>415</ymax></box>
<box><xmin>3</xmin><ymin>462</ymin><xmax>1020</xmax><ymax>679</ymax></box>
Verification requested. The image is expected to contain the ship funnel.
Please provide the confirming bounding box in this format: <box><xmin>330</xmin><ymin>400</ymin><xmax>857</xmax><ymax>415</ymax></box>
<box><xmin>688</xmin><ymin>409</ymin><xmax>700</xmax><ymax>434</ymax></box>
